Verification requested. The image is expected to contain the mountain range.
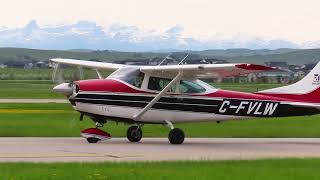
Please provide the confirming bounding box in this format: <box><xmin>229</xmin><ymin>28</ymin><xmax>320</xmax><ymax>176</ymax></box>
<box><xmin>0</xmin><ymin>20</ymin><xmax>316</xmax><ymax>51</ymax></box>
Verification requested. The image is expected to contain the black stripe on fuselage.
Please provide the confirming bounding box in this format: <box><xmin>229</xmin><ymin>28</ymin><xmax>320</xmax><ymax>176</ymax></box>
<box><xmin>75</xmin><ymin>92</ymin><xmax>221</xmax><ymax>113</ymax></box>
<box><xmin>76</xmin><ymin>93</ymin><xmax>220</xmax><ymax>105</ymax></box>
<box><xmin>75</xmin><ymin>98</ymin><xmax>219</xmax><ymax>113</ymax></box>
<box><xmin>73</xmin><ymin>93</ymin><xmax>320</xmax><ymax>117</ymax></box>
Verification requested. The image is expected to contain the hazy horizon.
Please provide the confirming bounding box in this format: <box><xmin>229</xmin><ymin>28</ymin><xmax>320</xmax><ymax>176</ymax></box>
<box><xmin>1</xmin><ymin>0</ymin><xmax>320</xmax><ymax>51</ymax></box>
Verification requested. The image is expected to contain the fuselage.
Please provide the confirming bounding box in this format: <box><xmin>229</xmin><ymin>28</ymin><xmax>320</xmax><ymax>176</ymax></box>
<box><xmin>50</xmin><ymin>58</ymin><xmax>320</xmax><ymax>144</ymax></box>
<box><xmin>68</xmin><ymin>78</ymin><xmax>320</xmax><ymax>124</ymax></box>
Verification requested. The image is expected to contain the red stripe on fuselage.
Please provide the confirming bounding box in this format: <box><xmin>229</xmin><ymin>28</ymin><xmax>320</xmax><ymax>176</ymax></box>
<box><xmin>76</xmin><ymin>79</ymin><xmax>320</xmax><ymax>103</ymax></box>
<box><xmin>205</xmin><ymin>90</ymin><xmax>289</xmax><ymax>101</ymax></box>
<box><xmin>76</xmin><ymin>79</ymin><xmax>144</xmax><ymax>93</ymax></box>
<box><xmin>256</xmin><ymin>88</ymin><xmax>320</xmax><ymax>103</ymax></box>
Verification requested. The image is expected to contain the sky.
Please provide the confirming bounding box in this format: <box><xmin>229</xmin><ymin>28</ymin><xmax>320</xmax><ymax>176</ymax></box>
<box><xmin>1</xmin><ymin>0</ymin><xmax>320</xmax><ymax>43</ymax></box>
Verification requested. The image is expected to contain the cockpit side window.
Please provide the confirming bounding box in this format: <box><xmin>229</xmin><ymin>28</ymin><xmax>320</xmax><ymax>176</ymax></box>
<box><xmin>148</xmin><ymin>77</ymin><xmax>176</xmax><ymax>92</ymax></box>
<box><xmin>127</xmin><ymin>72</ymin><xmax>144</xmax><ymax>88</ymax></box>
<box><xmin>108</xmin><ymin>68</ymin><xmax>144</xmax><ymax>88</ymax></box>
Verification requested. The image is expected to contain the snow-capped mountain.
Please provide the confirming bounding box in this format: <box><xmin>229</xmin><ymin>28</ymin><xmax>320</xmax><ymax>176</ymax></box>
<box><xmin>0</xmin><ymin>20</ymin><xmax>304</xmax><ymax>51</ymax></box>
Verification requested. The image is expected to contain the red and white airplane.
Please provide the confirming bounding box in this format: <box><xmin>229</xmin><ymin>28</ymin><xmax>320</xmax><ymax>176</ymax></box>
<box><xmin>51</xmin><ymin>58</ymin><xmax>320</xmax><ymax>144</ymax></box>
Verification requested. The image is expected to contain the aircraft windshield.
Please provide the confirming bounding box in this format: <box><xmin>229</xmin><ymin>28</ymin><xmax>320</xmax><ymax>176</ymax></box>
<box><xmin>108</xmin><ymin>67</ymin><xmax>144</xmax><ymax>88</ymax></box>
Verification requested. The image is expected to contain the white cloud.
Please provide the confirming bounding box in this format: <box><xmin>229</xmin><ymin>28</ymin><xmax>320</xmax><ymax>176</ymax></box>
<box><xmin>0</xmin><ymin>0</ymin><xmax>319</xmax><ymax>44</ymax></box>
<box><xmin>0</xmin><ymin>20</ymin><xmax>302</xmax><ymax>51</ymax></box>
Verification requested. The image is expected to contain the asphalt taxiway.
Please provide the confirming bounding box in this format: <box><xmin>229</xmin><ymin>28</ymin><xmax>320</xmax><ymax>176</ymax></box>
<box><xmin>1</xmin><ymin>138</ymin><xmax>320</xmax><ymax>162</ymax></box>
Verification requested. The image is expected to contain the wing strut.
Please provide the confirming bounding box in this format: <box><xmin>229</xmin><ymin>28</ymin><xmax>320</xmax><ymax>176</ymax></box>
<box><xmin>133</xmin><ymin>71</ymin><xmax>183</xmax><ymax>121</ymax></box>
<box><xmin>95</xmin><ymin>69</ymin><xmax>103</xmax><ymax>79</ymax></box>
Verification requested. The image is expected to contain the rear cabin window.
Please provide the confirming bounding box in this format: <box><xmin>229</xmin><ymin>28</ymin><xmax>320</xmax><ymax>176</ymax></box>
<box><xmin>148</xmin><ymin>77</ymin><xmax>206</xmax><ymax>93</ymax></box>
<box><xmin>179</xmin><ymin>80</ymin><xmax>206</xmax><ymax>93</ymax></box>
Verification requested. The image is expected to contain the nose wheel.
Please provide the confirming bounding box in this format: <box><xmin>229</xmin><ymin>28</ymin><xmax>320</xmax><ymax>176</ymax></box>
<box><xmin>86</xmin><ymin>137</ymin><xmax>100</xmax><ymax>143</ymax></box>
<box><xmin>127</xmin><ymin>125</ymin><xmax>143</xmax><ymax>142</ymax></box>
<box><xmin>81</xmin><ymin>127</ymin><xmax>111</xmax><ymax>143</ymax></box>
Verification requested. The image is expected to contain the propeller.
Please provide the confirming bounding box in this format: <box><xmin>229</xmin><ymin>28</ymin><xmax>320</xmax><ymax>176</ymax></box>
<box><xmin>52</xmin><ymin>63</ymin><xmax>66</xmax><ymax>85</ymax></box>
<box><xmin>52</xmin><ymin>63</ymin><xmax>84</xmax><ymax>97</ymax></box>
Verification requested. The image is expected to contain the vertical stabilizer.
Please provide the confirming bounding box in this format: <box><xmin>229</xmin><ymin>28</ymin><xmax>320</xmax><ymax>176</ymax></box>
<box><xmin>259</xmin><ymin>62</ymin><xmax>320</xmax><ymax>95</ymax></box>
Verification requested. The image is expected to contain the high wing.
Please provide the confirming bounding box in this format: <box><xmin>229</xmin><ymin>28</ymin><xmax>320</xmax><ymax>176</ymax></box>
<box><xmin>50</xmin><ymin>58</ymin><xmax>274</xmax><ymax>79</ymax></box>
<box><xmin>140</xmin><ymin>63</ymin><xmax>274</xmax><ymax>78</ymax></box>
<box><xmin>51</xmin><ymin>58</ymin><xmax>125</xmax><ymax>70</ymax></box>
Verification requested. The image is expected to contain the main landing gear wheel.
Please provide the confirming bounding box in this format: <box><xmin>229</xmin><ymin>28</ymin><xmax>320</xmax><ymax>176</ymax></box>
<box><xmin>168</xmin><ymin>128</ymin><xmax>185</xmax><ymax>144</ymax></box>
<box><xmin>127</xmin><ymin>125</ymin><xmax>143</xmax><ymax>142</ymax></box>
<box><xmin>86</xmin><ymin>137</ymin><xmax>100</xmax><ymax>143</ymax></box>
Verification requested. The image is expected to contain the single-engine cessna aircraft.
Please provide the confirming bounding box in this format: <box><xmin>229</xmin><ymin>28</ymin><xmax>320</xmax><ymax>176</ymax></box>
<box><xmin>51</xmin><ymin>58</ymin><xmax>320</xmax><ymax>144</ymax></box>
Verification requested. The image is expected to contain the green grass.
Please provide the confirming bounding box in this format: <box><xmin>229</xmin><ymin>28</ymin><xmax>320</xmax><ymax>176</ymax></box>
<box><xmin>0</xmin><ymin>68</ymin><xmax>112</xmax><ymax>80</ymax></box>
<box><xmin>1</xmin><ymin>103</ymin><xmax>320</xmax><ymax>137</ymax></box>
<box><xmin>0</xmin><ymin>80</ymin><xmax>63</xmax><ymax>98</ymax></box>
<box><xmin>1</xmin><ymin>159</ymin><xmax>320</xmax><ymax>179</ymax></box>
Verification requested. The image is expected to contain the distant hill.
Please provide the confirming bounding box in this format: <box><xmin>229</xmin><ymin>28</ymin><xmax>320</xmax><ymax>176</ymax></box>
<box><xmin>225</xmin><ymin>49</ymin><xmax>320</xmax><ymax>64</ymax></box>
<box><xmin>191</xmin><ymin>48</ymin><xmax>300</xmax><ymax>58</ymax></box>
<box><xmin>0</xmin><ymin>47</ymin><xmax>319</xmax><ymax>65</ymax></box>
<box><xmin>0</xmin><ymin>48</ymin><xmax>163</xmax><ymax>63</ymax></box>
<box><xmin>67</xmin><ymin>49</ymin><xmax>94</xmax><ymax>53</ymax></box>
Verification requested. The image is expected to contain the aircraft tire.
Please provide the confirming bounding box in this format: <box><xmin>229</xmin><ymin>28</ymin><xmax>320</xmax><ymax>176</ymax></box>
<box><xmin>168</xmin><ymin>128</ymin><xmax>185</xmax><ymax>144</ymax></box>
<box><xmin>127</xmin><ymin>125</ymin><xmax>143</xmax><ymax>142</ymax></box>
<box><xmin>86</xmin><ymin>137</ymin><xmax>100</xmax><ymax>143</ymax></box>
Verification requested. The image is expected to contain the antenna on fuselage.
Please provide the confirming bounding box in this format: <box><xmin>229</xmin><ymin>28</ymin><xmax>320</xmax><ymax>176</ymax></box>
<box><xmin>178</xmin><ymin>54</ymin><xmax>189</xmax><ymax>65</ymax></box>
<box><xmin>158</xmin><ymin>54</ymin><xmax>171</xmax><ymax>66</ymax></box>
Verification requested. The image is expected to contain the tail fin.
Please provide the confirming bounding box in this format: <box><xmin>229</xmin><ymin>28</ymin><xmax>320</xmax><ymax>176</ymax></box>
<box><xmin>259</xmin><ymin>62</ymin><xmax>320</xmax><ymax>95</ymax></box>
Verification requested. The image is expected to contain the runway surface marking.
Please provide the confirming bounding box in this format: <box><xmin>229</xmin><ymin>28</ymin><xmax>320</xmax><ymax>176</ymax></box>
<box><xmin>1</xmin><ymin>138</ymin><xmax>320</xmax><ymax>162</ymax></box>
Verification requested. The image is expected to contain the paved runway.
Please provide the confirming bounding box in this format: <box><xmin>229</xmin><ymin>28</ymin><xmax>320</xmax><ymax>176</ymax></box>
<box><xmin>1</xmin><ymin>138</ymin><xmax>320</xmax><ymax>162</ymax></box>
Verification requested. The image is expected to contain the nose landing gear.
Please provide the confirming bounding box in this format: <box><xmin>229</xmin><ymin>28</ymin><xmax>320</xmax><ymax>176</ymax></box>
<box><xmin>81</xmin><ymin>119</ymin><xmax>110</xmax><ymax>143</ymax></box>
<box><xmin>81</xmin><ymin>128</ymin><xmax>111</xmax><ymax>143</ymax></box>
<box><xmin>86</xmin><ymin>137</ymin><xmax>100</xmax><ymax>143</ymax></box>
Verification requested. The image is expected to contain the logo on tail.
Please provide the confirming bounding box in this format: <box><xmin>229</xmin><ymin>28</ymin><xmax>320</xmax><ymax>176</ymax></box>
<box><xmin>313</xmin><ymin>74</ymin><xmax>320</xmax><ymax>84</ymax></box>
